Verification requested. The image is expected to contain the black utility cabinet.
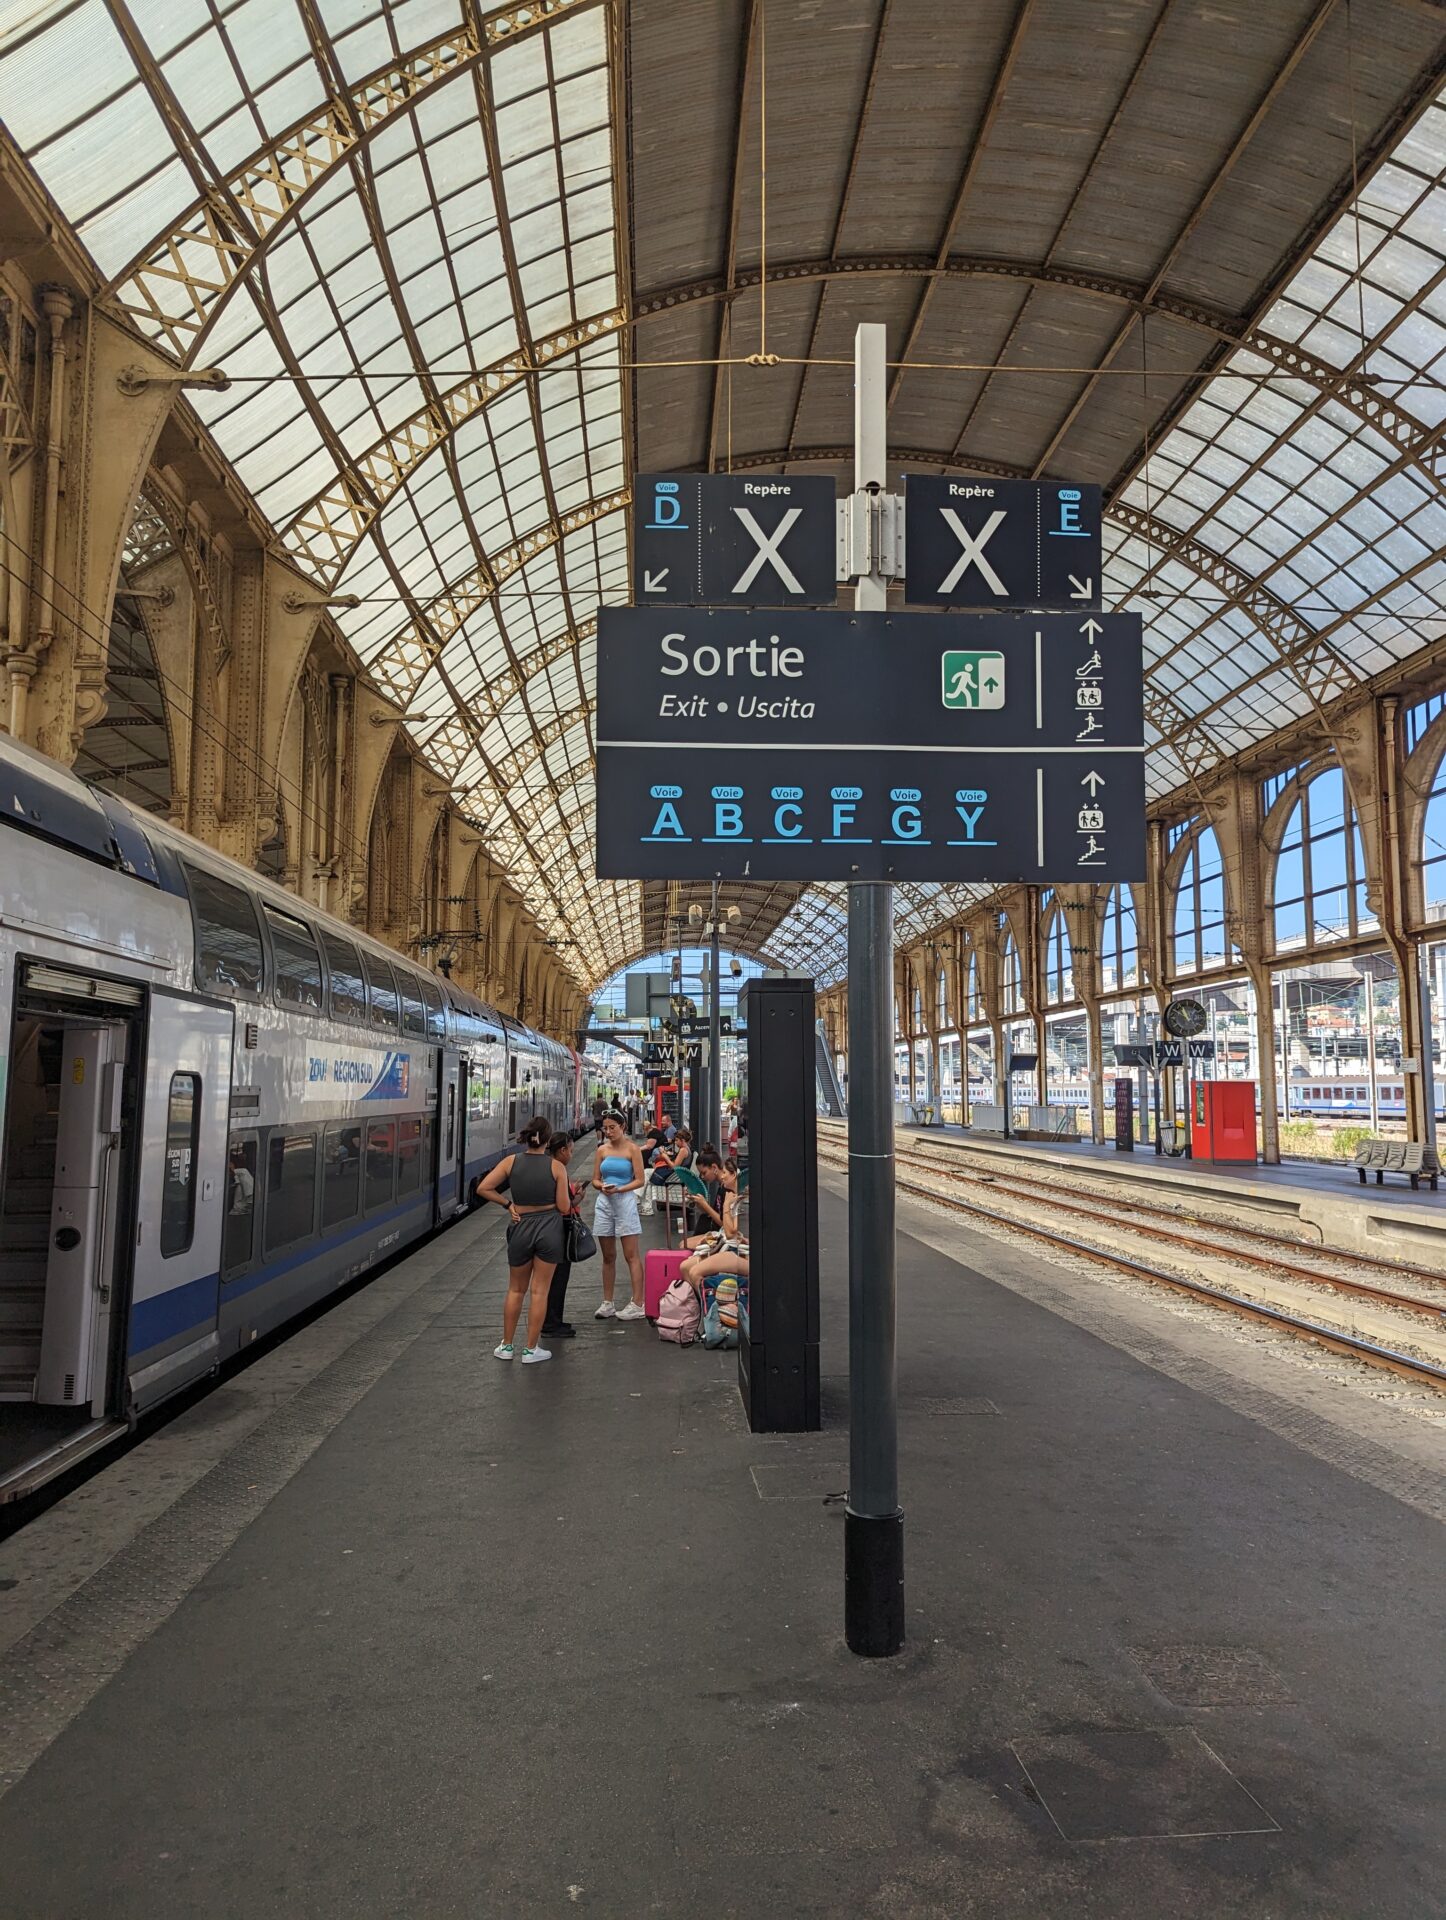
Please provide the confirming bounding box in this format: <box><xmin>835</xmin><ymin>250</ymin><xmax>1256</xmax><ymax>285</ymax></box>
<box><xmin>736</xmin><ymin>976</ymin><xmax>821</xmax><ymax>1432</ymax></box>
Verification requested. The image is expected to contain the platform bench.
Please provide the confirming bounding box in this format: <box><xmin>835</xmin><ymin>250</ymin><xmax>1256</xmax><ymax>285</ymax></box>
<box><xmin>1356</xmin><ymin>1140</ymin><xmax>1440</xmax><ymax>1191</ymax></box>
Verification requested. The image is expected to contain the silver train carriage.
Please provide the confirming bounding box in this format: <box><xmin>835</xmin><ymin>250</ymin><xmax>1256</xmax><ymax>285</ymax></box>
<box><xmin>0</xmin><ymin>733</ymin><xmax>587</xmax><ymax>1499</ymax></box>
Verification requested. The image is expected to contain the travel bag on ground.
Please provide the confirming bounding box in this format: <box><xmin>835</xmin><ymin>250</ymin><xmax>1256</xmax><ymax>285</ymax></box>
<box><xmin>656</xmin><ymin>1275</ymin><xmax>700</xmax><ymax>1346</ymax></box>
<box><xmin>644</xmin><ymin>1247</ymin><xmax>688</xmax><ymax>1320</ymax></box>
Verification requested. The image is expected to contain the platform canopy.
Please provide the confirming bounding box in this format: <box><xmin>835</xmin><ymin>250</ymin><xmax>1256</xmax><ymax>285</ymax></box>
<box><xmin>4</xmin><ymin>0</ymin><xmax>1444</xmax><ymax>987</ymax></box>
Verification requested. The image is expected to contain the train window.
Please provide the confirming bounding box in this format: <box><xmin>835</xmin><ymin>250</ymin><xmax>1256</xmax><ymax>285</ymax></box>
<box><xmin>160</xmin><ymin>1072</ymin><xmax>201</xmax><ymax>1257</ymax></box>
<box><xmin>445</xmin><ymin>1081</ymin><xmax>456</xmax><ymax>1161</ymax></box>
<box><xmin>322</xmin><ymin>1125</ymin><xmax>362</xmax><ymax>1229</ymax></box>
<box><xmin>397</xmin><ymin>1117</ymin><xmax>422</xmax><ymax>1197</ymax></box>
<box><xmin>185</xmin><ymin>863</ymin><xmax>263</xmax><ymax>996</ymax></box>
<box><xmin>419</xmin><ymin>976</ymin><xmax>444</xmax><ymax>1040</ymax></box>
<box><xmin>364</xmin><ymin>952</ymin><xmax>399</xmax><ymax>1031</ymax></box>
<box><xmin>264</xmin><ymin>1131</ymin><xmax>317</xmax><ymax>1253</ymax></box>
<box><xmin>365</xmin><ymin>1121</ymin><xmax>395</xmax><ymax>1210</ymax></box>
<box><xmin>400</xmin><ymin>978</ymin><xmax>427</xmax><ymax>1038</ymax></box>
<box><xmin>223</xmin><ymin>1135</ymin><xmax>258</xmax><ymax>1274</ymax></box>
<box><xmin>320</xmin><ymin>932</ymin><xmax>366</xmax><ymax>1023</ymax></box>
<box><xmin>266</xmin><ymin>907</ymin><xmax>323</xmax><ymax>1012</ymax></box>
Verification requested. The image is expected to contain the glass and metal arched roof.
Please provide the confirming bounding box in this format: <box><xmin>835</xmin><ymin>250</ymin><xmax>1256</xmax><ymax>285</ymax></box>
<box><xmin>3</xmin><ymin>0</ymin><xmax>637</xmax><ymax>985</ymax></box>
<box><xmin>3</xmin><ymin>2</ymin><xmax>1444</xmax><ymax>990</ymax></box>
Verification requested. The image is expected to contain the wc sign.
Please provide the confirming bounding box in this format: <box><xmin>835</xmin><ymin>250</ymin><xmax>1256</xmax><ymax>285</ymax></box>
<box><xmin>633</xmin><ymin>471</ymin><xmax>838</xmax><ymax>608</ymax></box>
<box><xmin>905</xmin><ymin>477</ymin><xmax>1102</xmax><ymax>611</ymax></box>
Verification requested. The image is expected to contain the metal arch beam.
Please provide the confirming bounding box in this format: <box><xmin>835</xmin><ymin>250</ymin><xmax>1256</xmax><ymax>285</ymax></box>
<box><xmin>278</xmin><ymin>313</ymin><xmax>627</xmax><ymax>580</ymax></box>
<box><xmin>104</xmin><ymin>0</ymin><xmax>605</xmax><ymax>363</ymax></box>
<box><xmin>474</xmin><ymin>698</ymin><xmax>594</xmax><ymax>796</ymax></box>
<box><xmin>632</xmin><ymin>255</ymin><xmax>1440</xmax><ymax>459</ymax></box>
<box><xmin>1026</xmin><ymin>0</ymin><xmax>1343</xmax><ymax>479</ymax></box>
<box><xmin>885</xmin><ymin>0</ymin><xmax>1040</xmax><ymax>411</ymax></box>
<box><xmin>363</xmin><ymin>488</ymin><xmax>625</xmax><ymax>711</ymax></box>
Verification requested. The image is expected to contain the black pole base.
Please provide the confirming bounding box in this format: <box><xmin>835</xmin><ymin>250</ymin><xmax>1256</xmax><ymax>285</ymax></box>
<box><xmin>845</xmin><ymin>1508</ymin><xmax>905</xmax><ymax>1657</ymax></box>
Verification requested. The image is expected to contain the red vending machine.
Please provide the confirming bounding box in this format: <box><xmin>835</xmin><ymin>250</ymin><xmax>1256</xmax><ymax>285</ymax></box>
<box><xmin>1190</xmin><ymin>1081</ymin><xmax>1257</xmax><ymax>1162</ymax></box>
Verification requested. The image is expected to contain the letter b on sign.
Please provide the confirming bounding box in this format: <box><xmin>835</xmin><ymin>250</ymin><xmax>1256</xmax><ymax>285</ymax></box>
<box><xmin>714</xmin><ymin>802</ymin><xmax>744</xmax><ymax>838</ymax></box>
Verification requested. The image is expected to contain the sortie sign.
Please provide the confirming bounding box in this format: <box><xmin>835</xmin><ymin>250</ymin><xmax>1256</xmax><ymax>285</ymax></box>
<box><xmin>594</xmin><ymin>607</ymin><xmax>1145</xmax><ymax>884</ymax></box>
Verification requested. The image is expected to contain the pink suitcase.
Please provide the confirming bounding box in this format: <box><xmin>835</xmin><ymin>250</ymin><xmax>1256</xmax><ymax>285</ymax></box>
<box><xmin>645</xmin><ymin>1248</ymin><xmax>688</xmax><ymax>1320</ymax></box>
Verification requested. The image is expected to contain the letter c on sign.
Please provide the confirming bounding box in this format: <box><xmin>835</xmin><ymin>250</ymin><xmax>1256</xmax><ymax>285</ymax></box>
<box><xmin>773</xmin><ymin>803</ymin><xmax>803</xmax><ymax>838</ymax></box>
<box><xmin>891</xmin><ymin>804</ymin><xmax>922</xmax><ymax>840</ymax></box>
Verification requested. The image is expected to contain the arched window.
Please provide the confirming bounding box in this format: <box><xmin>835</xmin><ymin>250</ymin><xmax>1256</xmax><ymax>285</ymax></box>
<box><xmin>1043</xmin><ymin>907</ymin><xmax>1073</xmax><ymax>1005</ymax></box>
<box><xmin>1173</xmin><ymin>824</ymin><xmax>1235</xmax><ymax>975</ymax></box>
<box><xmin>1420</xmin><ymin>735</ymin><xmax>1446</xmax><ymax>910</ymax></box>
<box><xmin>1100</xmin><ymin>885</ymin><xmax>1139</xmax><ymax>993</ymax></box>
<box><xmin>912</xmin><ymin>986</ymin><xmax>923</xmax><ymax>1035</ymax></box>
<box><xmin>937</xmin><ymin>965</ymin><xmax>948</xmax><ymax>1028</ymax></box>
<box><xmin>1000</xmin><ymin>929</ymin><xmax>1023</xmax><ymax>1014</ymax></box>
<box><xmin>962</xmin><ymin>949</ymin><xmax>980</xmax><ymax>1023</ymax></box>
<box><xmin>1271</xmin><ymin>765</ymin><xmax>1370</xmax><ymax>951</ymax></box>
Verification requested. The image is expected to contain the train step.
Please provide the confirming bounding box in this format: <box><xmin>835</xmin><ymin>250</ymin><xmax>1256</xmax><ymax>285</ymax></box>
<box><xmin>0</xmin><ymin>1213</ymin><xmax>49</xmax><ymax>1254</ymax></box>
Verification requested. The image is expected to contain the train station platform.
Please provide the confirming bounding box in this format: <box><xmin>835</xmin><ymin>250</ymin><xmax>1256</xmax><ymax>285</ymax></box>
<box><xmin>872</xmin><ymin>1121</ymin><xmax>1446</xmax><ymax>1272</ymax></box>
<box><xmin>0</xmin><ymin>1176</ymin><xmax>1441</xmax><ymax>1917</ymax></box>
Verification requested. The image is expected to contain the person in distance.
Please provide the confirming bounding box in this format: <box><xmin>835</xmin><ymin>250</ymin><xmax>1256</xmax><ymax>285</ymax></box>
<box><xmin>478</xmin><ymin>1115</ymin><xmax>572</xmax><ymax>1364</ymax></box>
<box><xmin>591</xmin><ymin>1111</ymin><xmax>648</xmax><ymax>1321</ymax></box>
<box><xmin>542</xmin><ymin>1132</ymin><xmax>585</xmax><ymax>1340</ymax></box>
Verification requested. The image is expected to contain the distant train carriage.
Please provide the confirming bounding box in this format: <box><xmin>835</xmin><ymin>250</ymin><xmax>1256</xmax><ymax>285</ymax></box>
<box><xmin>0</xmin><ymin>733</ymin><xmax>591</xmax><ymax>1501</ymax></box>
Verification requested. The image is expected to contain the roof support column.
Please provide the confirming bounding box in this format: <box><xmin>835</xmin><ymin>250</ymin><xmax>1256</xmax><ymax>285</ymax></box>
<box><xmin>1381</xmin><ymin>698</ymin><xmax>1435</xmax><ymax>1148</ymax></box>
<box><xmin>23</xmin><ymin>304</ymin><xmax>175</xmax><ymax>762</ymax></box>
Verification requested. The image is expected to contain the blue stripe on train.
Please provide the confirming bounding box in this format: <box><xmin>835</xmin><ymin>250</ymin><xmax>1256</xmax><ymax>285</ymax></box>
<box><xmin>127</xmin><ymin>1150</ymin><xmax>507</xmax><ymax>1357</ymax></box>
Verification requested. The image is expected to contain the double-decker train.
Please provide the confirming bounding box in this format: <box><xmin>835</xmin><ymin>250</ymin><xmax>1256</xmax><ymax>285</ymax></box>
<box><xmin>0</xmin><ymin>733</ymin><xmax>596</xmax><ymax>1500</ymax></box>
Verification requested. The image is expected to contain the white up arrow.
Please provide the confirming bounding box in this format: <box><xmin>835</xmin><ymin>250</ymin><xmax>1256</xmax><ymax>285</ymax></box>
<box><xmin>643</xmin><ymin>568</ymin><xmax>669</xmax><ymax>594</ymax></box>
<box><xmin>1068</xmin><ymin>574</ymin><xmax>1094</xmax><ymax>600</ymax></box>
<box><xmin>1080</xmin><ymin>769</ymin><xmax>1106</xmax><ymax>796</ymax></box>
<box><xmin>1079</xmin><ymin>617</ymin><xmax>1103</xmax><ymax>642</ymax></box>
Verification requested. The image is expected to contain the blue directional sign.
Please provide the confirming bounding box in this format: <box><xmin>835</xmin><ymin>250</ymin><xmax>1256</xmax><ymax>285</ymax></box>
<box><xmin>634</xmin><ymin>473</ymin><xmax>837</xmax><ymax>607</ymax></box>
<box><xmin>594</xmin><ymin>607</ymin><xmax>1144</xmax><ymax>883</ymax></box>
<box><xmin>904</xmin><ymin>477</ymin><xmax>1102</xmax><ymax>611</ymax></box>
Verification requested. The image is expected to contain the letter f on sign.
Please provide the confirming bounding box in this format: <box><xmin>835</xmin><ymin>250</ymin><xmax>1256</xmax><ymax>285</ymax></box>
<box><xmin>938</xmin><ymin>508</ymin><xmax>1008</xmax><ymax>596</ymax></box>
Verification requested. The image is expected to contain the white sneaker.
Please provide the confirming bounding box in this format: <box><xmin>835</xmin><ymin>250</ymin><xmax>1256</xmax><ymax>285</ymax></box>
<box><xmin>493</xmin><ymin>1342</ymin><xmax>514</xmax><ymax>1361</ymax></box>
<box><xmin>520</xmin><ymin>1346</ymin><xmax>552</xmax><ymax>1364</ymax></box>
<box><xmin>616</xmin><ymin>1301</ymin><xmax>646</xmax><ymax>1322</ymax></box>
<box><xmin>594</xmin><ymin>1300</ymin><xmax>617</xmax><ymax>1319</ymax></box>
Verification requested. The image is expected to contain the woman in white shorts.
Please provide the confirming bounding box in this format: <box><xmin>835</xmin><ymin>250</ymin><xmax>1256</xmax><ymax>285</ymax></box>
<box><xmin>591</xmin><ymin>1112</ymin><xmax>647</xmax><ymax>1320</ymax></box>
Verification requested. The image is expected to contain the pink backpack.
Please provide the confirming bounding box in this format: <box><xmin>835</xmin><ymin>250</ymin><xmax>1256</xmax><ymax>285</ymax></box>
<box><xmin>656</xmin><ymin>1275</ymin><xmax>700</xmax><ymax>1346</ymax></box>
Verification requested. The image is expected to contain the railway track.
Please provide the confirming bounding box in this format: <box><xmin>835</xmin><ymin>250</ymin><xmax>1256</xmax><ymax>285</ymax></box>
<box><xmin>890</xmin><ymin>1143</ymin><xmax>1446</xmax><ymax>1324</ymax></box>
<box><xmin>816</xmin><ymin>1141</ymin><xmax>1446</xmax><ymax>1392</ymax></box>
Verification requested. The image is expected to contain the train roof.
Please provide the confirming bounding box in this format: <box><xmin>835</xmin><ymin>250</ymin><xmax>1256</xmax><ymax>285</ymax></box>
<box><xmin>0</xmin><ymin>732</ymin><xmax>557</xmax><ymax>1052</ymax></box>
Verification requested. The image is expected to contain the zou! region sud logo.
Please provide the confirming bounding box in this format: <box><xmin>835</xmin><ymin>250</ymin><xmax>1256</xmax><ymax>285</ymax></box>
<box><xmin>941</xmin><ymin>649</ymin><xmax>1005</xmax><ymax>710</ymax></box>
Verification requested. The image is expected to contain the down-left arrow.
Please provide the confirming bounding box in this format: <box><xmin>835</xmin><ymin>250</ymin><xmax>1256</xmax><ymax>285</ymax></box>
<box><xmin>643</xmin><ymin>568</ymin><xmax>669</xmax><ymax>593</ymax></box>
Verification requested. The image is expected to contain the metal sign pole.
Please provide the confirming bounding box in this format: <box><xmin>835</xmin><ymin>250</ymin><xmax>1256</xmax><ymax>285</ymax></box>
<box><xmin>846</xmin><ymin>320</ymin><xmax>903</xmax><ymax>1657</ymax></box>
<box><xmin>709</xmin><ymin>877</ymin><xmax>723</xmax><ymax>1151</ymax></box>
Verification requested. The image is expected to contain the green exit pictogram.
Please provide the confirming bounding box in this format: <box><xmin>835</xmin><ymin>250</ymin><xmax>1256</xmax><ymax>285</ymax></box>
<box><xmin>941</xmin><ymin>650</ymin><xmax>1006</xmax><ymax>710</ymax></box>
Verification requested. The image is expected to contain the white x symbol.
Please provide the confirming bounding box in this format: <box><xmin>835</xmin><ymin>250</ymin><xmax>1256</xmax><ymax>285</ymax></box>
<box><xmin>938</xmin><ymin>508</ymin><xmax>1008</xmax><ymax>596</ymax></box>
<box><xmin>731</xmin><ymin>507</ymin><xmax>804</xmax><ymax>594</ymax></box>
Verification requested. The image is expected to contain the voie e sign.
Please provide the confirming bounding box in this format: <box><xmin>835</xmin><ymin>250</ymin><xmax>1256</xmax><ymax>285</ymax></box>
<box><xmin>593</xmin><ymin>606</ymin><xmax>1146</xmax><ymax>885</ymax></box>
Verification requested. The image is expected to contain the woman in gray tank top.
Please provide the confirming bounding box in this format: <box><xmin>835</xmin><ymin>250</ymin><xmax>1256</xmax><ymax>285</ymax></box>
<box><xmin>477</xmin><ymin>1115</ymin><xmax>572</xmax><ymax>1363</ymax></box>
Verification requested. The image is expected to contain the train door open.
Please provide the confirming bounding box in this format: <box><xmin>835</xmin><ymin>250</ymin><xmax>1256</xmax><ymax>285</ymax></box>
<box><xmin>0</xmin><ymin>964</ymin><xmax>142</xmax><ymax>1496</ymax></box>
<box><xmin>439</xmin><ymin>1049</ymin><xmax>466</xmax><ymax>1218</ymax></box>
<box><xmin>128</xmin><ymin>991</ymin><xmax>233</xmax><ymax>1411</ymax></box>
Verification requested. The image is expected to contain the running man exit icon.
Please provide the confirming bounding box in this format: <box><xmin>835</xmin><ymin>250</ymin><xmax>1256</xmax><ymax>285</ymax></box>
<box><xmin>941</xmin><ymin>650</ymin><xmax>1006</xmax><ymax>710</ymax></box>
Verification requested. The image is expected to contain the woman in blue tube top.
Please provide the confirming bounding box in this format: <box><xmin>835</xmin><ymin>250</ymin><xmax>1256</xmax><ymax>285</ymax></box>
<box><xmin>591</xmin><ymin>1111</ymin><xmax>646</xmax><ymax>1321</ymax></box>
